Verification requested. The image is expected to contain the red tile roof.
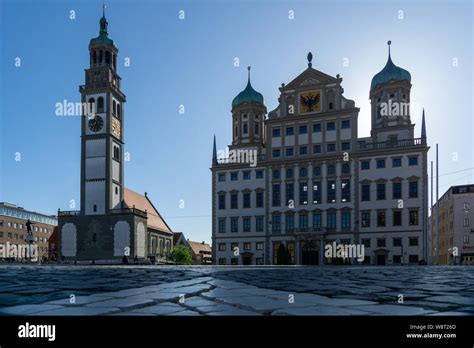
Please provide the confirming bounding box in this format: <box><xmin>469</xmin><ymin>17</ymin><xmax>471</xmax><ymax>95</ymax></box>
<box><xmin>123</xmin><ymin>188</ymin><xmax>172</xmax><ymax>235</ymax></box>
<box><xmin>188</xmin><ymin>240</ymin><xmax>212</xmax><ymax>255</ymax></box>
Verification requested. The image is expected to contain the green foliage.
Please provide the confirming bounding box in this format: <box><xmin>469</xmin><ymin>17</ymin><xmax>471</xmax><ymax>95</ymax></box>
<box><xmin>172</xmin><ymin>246</ymin><xmax>193</xmax><ymax>265</ymax></box>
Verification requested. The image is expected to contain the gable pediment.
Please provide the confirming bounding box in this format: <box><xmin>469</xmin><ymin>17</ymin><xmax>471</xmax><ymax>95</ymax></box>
<box><xmin>283</xmin><ymin>67</ymin><xmax>340</xmax><ymax>91</ymax></box>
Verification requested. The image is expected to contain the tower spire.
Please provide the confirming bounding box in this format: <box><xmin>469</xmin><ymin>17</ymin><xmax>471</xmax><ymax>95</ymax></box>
<box><xmin>212</xmin><ymin>134</ymin><xmax>217</xmax><ymax>165</ymax></box>
<box><xmin>421</xmin><ymin>108</ymin><xmax>427</xmax><ymax>140</ymax></box>
<box><xmin>247</xmin><ymin>66</ymin><xmax>251</xmax><ymax>84</ymax></box>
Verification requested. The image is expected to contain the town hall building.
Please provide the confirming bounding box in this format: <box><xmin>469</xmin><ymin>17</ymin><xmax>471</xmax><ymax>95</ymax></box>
<box><xmin>58</xmin><ymin>8</ymin><xmax>173</xmax><ymax>262</ymax></box>
<box><xmin>211</xmin><ymin>43</ymin><xmax>429</xmax><ymax>266</ymax></box>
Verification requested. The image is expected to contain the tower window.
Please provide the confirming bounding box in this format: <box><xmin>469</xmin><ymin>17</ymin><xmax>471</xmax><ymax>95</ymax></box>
<box><xmin>97</xmin><ymin>97</ymin><xmax>104</xmax><ymax>113</ymax></box>
<box><xmin>93</xmin><ymin>51</ymin><xmax>97</xmax><ymax>65</ymax></box>
<box><xmin>113</xmin><ymin>100</ymin><xmax>116</xmax><ymax>115</ymax></box>
<box><xmin>329</xmin><ymin>102</ymin><xmax>333</xmax><ymax>110</ymax></box>
<box><xmin>243</xmin><ymin>123</ymin><xmax>248</xmax><ymax>135</ymax></box>
<box><xmin>254</xmin><ymin>123</ymin><xmax>259</xmax><ymax>135</ymax></box>
<box><xmin>113</xmin><ymin>54</ymin><xmax>117</xmax><ymax>70</ymax></box>
<box><xmin>93</xmin><ymin>233</ymin><xmax>97</xmax><ymax>242</ymax></box>
<box><xmin>93</xmin><ymin>204</ymin><xmax>97</xmax><ymax>213</ymax></box>
<box><xmin>105</xmin><ymin>51</ymin><xmax>111</xmax><ymax>65</ymax></box>
<box><xmin>88</xmin><ymin>98</ymin><xmax>95</xmax><ymax>114</ymax></box>
<box><xmin>99</xmin><ymin>50</ymin><xmax>103</xmax><ymax>63</ymax></box>
<box><xmin>117</xmin><ymin>104</ymin><xmax>121</xmax><ymax>119</ymax></box>
<box><xmin>115</xmin><ymin>187</ymin><xmax>118</xmax><ymax>194</ymax></box>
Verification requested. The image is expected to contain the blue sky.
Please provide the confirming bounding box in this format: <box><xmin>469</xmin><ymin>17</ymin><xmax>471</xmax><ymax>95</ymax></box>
<box><xmin>0</xmin><ymin>0</ymin><xmax>472</xmax><ymax>244</ymax></box>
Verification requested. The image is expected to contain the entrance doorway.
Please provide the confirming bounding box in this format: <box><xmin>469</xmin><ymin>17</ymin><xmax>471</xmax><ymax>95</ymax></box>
<box><xmin>377</xmin><ymin>254</ymin><xmax>386</xmax><ymax>265</ymax></box>
<box><xmin>302</xmin><ymin>241</ymin><xmax>319</xmax><ymax>265</ymax></box>
<box><xmin>243</xmin><ymin>256</ymin><xmax>251</xmax><ymax>265</ymax></box>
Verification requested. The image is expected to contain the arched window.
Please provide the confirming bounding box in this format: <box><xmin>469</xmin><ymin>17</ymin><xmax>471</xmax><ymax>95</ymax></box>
<box><xmin>88</xmin><ymin>98</ymin><xmax>95</xmax><ymax>114</ymax></box>
<box><xmin>105</xmin><ymin>51</ymin><xmax>111</xmax><ymax>65</ymax></box>
<box><xmin>254</xmin><ymin>123</ymin><xmax>259</xmax><ymax>135</ymax></box>
<box><xmin>113</xmin><ymin>54</ymin><xmax>117</xmax><ymax>70</ymax></box>
<box><xmin>243</xmin><ymin>123</ymin><xmax>248</xmax><ymax>135</ymax></box>
<box><xmin>113</xmin><ymin>100</ymin><xmax>116</xmax><ymax>115</ymax></box>
<box><xmin>116</xmin><ymin>104</ymin><xmax>121</xmax><ymax>119</ymax></box>
<box><xmin>93</xmin><ymin>51</ymin><xmax>97</xmax><ymax>65</ymax></box>
<box><xmin>97</xmin><ymin>97</ymin><xmax>104</xmax><ymax>113</ymax></box>
<box><xmin>99</xmin><ymin>50</ymin><xmax>103</xmax><ymax>63</ymax></box>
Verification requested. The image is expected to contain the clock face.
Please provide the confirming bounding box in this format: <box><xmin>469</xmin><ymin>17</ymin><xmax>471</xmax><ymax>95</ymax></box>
<box><xmin>111</xmin><ymin>118</ymin><xmax>121</xmax><ymax>138</ymax></box>
<box><xmin>299</xmin><ymin>90</ymin><xmax>321</xmax><ymax>113</ymax></box>
<box><xmin>88</xmin><ymin>115</ymin><xmax>104</xmax><ymax>132</ymax></box>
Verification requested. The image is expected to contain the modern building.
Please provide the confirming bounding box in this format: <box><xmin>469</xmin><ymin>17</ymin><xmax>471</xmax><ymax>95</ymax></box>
<box><xmin>211</xmin><ymin>43</ymin><xmax>429</xmax><ymax>266</ymax></box>
<box><xmin>430</xmin><ymin>184</ymin><xmax>474</xmax><ymax>265</ymax></box>
<box><xmin>174</xmin><ymin>232</ymin><xmax>212</xmax><ymax>264</ymax></box>
<box><xmin>0</xmin><ymin>202</ymin><xmax>57</xmax><ymax>261</ymax></box>
<box><xmin>57</xmin><ymin>8</ymin><xmax>173</xmax><ymax>262</ymax></box>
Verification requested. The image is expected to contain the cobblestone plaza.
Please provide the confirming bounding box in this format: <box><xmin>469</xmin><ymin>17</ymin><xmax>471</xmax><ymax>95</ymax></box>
<box><xmin>0</xmin><ymin>265</ymin><xmax>473</xmax><ymax>316</ymax></box>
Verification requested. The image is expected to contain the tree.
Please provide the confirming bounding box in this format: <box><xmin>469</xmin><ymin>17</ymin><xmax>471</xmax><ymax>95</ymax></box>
<box><xmin>171</xmin><ymin>246</ymin><xmax>193</xmax><ymax>265</ymax></box>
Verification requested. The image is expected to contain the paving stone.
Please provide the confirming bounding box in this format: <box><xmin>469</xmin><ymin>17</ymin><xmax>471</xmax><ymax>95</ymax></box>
<box><xmin>425</xmin><ymin>296</ymin><xmax>474</xmax><ymax>306</ymax></box>
<box><xmin>33</xmin><ymin>306</ymin><xmax>119</xmax><ymax>315</ymax></box>
<box><xmin>0</xmin><ymin>304</ymin><xmax>63</xmax><ymax>315</ymax></box>
<box><xmin>272</xmin><ymin>305</ymin><xmax>370</xmax><ymax>316</ymax></box>
<box><xmin>130</xmin><ymin>303</ymin><xmax>184</xmax><ymax>315</ymax></box>
<box><xmin>85</xmin><ymin>297</ymin><xmax>154</xmax><ymax>309</ymax></box>
<box><xmin>350</xmin><ymin>304</ymin><xmax>430</xmax><ymax>315</ymax></box>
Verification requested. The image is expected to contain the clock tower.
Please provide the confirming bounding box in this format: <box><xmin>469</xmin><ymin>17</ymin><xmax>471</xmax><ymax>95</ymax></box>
<box><xmin>80</xmin><ymin>6</ymin><xmax>125</xmax><ymax>215</ymax></box>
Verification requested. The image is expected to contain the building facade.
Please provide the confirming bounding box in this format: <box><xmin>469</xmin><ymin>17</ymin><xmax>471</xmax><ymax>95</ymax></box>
<box><xmin>58</xmin><ymin>8</ymin><xmax>173</xmax><ymax>261</ymax></box>
<box><xmin>174</xmin><ymin>233</ymin><xmax>212</xmax><ymax>265</ymax></box>
<box><xmin>430</xmin><ymin>185</ymin><xmax>474</xmax><ymax>265</ymax></box>
<box><xmin>0</xmin><ymin>202</ymin><xmax>57</xmax><ymax>261</ymax></box>
<box><xmin>211</xmin><ymin>44</ymin><xmax>429</xmax><ymax>266</ymax></box>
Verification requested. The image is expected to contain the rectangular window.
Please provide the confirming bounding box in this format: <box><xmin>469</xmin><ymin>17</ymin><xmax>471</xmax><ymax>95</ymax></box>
<box><xmin>286</xmin><ymin>214</ymin><xmax>295</xmax><ymax>231</ymax></box>
<box><xmin>299</xmin><ymin>125</ymin><xmax>308</xmax><ymax>134</ymax></box>
<box><xmin>392</xmin><ymin>158</ymin><xmax>402</xmax><ymax>167</ymax></box>
<box><xmin>218</xmin><ymin>173</ymin><xmax>226</xmax><ymax>182</ymax></box>
<box><xmin>327</xmin><ymin>122</ymin><xmax>336</xmax><ymax>131</ymax></box>
<box><xmin>299</xmin><ymin>214</ymin><xmax>308</xmax><ymax>231</ymax></box>
<box><xmin>272</xmin><ymin>169</ymin><xmax>280</xmax><ymax>179</ymax></box>
<box><xmin>272</xmin><ymin>184</ymin><xmax>281</xmax><ymax>207</ymax></box>
<box><xmin>256</xmin><ymin>192</ymin><xmax>264</xmax><ymax>208</ymax></box>
<box><xmin>313</xmin><ymin>144</ymin><xmax>321</xmax><ymax>154</ymax></box>
<box><xmin>272</xmin><ymin>215</ymin><xmax>281</xmax><ymax>232</ymax></box>
<box><xmin>299</xmin><ymin>182</ymin><xmax>308</xmax><ymax>205</ymax></box>
<box><xmin>231</xmin><ymin>218</ymin><xmax>238</xmax><ymax>233</ymax></box>
<box><xmin>409</xmin><ymin>237</ymin><xmax>418</xmax><ymax>246</ymax></box>
<box><xmin>286</xmin><ymin>183</ymin><xmax>294</xmax><ymax>206</ymax></box>
<box><xmin>361</xmin><ymin>161</ymin><xmax>370</xmax><ymax>170</ymax></box>
<box><xmin>256</xmin><ymin>217</ymin><xmax>264</xmax><ymax>232</ymax></box>
<box><xmin>392</xmin><ymin>182</ymin><xmax>402</xmax><ymax>199</ymax></box>
<box><xmin>409</xmin><ymin>181</ymin><xmax>418</xmax><ymax>198</ymax></box>
<box><xmin>272</xmin><ymin>128</ymin><xmax>281</xmax><ymax>137</ymax></box>
<box><xmin>393</xmin><ymin>238</ymin><xmax>402</xmax><ymax>247</ymax></box>
<box><xmin>327</xmin><ymin>143</ymin><xmax>336</xmax><ymax>152</ymax></box>
<box><xmin>341</xmin><ymin>179</ymin><xmax>350</xmax><ymax>202</ymax></box>
<box><xmin>327</xmin><ymin>180</ymin><xmax>336</xmax><ymax>203</ymax></box>
<box><xmin>286</xmin><ymin>127</ymin><xmax>294</xmax><ymax>136</ymax></box>
<box><xmin>313</xmin><ymin>213</ymin><xmax>321</xmax><ymax>229</ymax></box>
<box><xmin>408</xmin><ymin>156</ymin><xmax>418</xmax><ymax>166</ymax></box>
<box><xmin>463</xmin><ymin>202</ymin><xmax>470</xmax><ymax>211</ymax></box>
<box><xmin>377</xmin><ymin>239</ymin><xmax>386</xmax><ymax>247</ymax></box>
<box><xmin>243</xmin><ymin>193</ymin><xmax>251</xmax><ymax>208</ymax></box>
<box><xmin>409</xmin><ymin>255</ymin><xmax>419</xmax><ymax>264</ymax></box>
<box><xmin>313</xmin><ymin>181</ymin><xmax>321</xmax><ymax>204</ymax></box>
<box><xmin>231</xmin><ymin>258</ymin><xmax>239</xmax><ymax>265</ymax></box>
<box><xmin>218</xmin><ymin>258</ymin><xmax>226</xmax><ymax>265</ymax></box>
<box><xmin>218</xmin><ymin>194</ymin><xmax>226</xmax><ymax>209</ymax></box>
<box><xmin>230</xmin><ymin>172</ymin><xmax>238</xmax><ymax>181</ymax></box>
<box><xmin>464</xmin><ymin>218</ymin><xmax>470</xmax><ymax>227</ymax></box>
<box><xmin>218</xmin><ymin>219</ymin><xmax>226</xmax><ymax>233</ymax></box>
<box><xmin>361</xmin><ymin>184</ymin><xmax>370</xmax><ymax>201</ymax></box>
<box><xmin>327</xmin><ymin>212</ymin><xmax>337</xmax><ymax>229</ymax></box>
<box><xmin>313</xmin><ymin>124</ymin><xmax>321</xmax><ymax>133</ymax></box>
<box><xmin>256</xmin><ymin>170</ymin><xmax>264</xmax><ymax>179</ymax></box>
<box><xmin>377</xmin><ymin>211</ymin><xmax>386</xmax><ymax>227</ymax></box>
<box><xmin>377</xmin><ymin>183</ymin><xmax>386</xmax><ymax>200</ymax></box>
<box><xmin>376</xmin><ymin>159</ymin><xmax>386</xmax><ymax>168</ymax></box>
<box><xmin>256</xmin><ymin>258</ymin><xmax>264</xmax><ymax>265</ymax></box>
<box><xmin>341</xmin><ymin>142</ymin><xmax>350</xmax><ymax>151</ymax></box>
<box><xmin>361</xmin><ymin>211</ymin><xmax>370</xmax><ymax>227</ymax></box>
<box><xmin>299</xmin><ymin>167</ymin><xmax>307</xmax><ymax>177</ymax></box>
<box><xmin>231</xmin><ymin>193</ymin><xmax>238</xmax><ymax>209</ymax></box>
<box><xmin>218</xmin><ymin>243</ymin><xmax>226</xmax><ymax>251</ymax></box>
<box><xmin>341</xmin><ymin>120</ymin><xmax>350</xmax><ymax>129</ymax></box>
<box><xmin>463</xmin><ymin>235</ymin><xmax>470</xmax><ymax>243</ymax></box>
<box><xmin>243</xmin><ymin>171</ymin><xmax>251</xmax><ymax>180</ymax></box>
<box><xmin>341</xmin><ymin>212</ymin><xmax>351</xmax><ymax>229</ymax></box>
<box><xmin>286</xmin><ymin>168</ymin><xmax>294</xmax><ymax>178</ymax></box>
<box><xmin>362</xmin><ymin>239</ymin><xmax>371</xmax><ymax>248</ymax></box>
<box><xmin>286</xmin><ymin>147</ymin><xmax>294</xmax><ymax>157</ymax></box>
<box><xmin>393</xmin><ymin>211</ymin><xmax>402</xmax><ymax>226</ymax></box>
<box><xmin>299</xmin><ymin>146</ymin><xmax>308</xmax><ymax>155</ymax></box>
<box><xmin>243</xmin><ymin>218</ymin><xmax>251</xmax><ymax>232</ymax></box>
<box><xmin>409</xmin><ymin>210</ymin><xmax>419</xmax><ymax>225</ymax></box>
<box><xmin>272</xmin><ymin>149</ymin><xmax>281</xmax><ymax>158</ymax></box>
<box><xmin>256</xmin><ymin>242</ymin><xmax>264</xmax><ymax>250</ymax></box>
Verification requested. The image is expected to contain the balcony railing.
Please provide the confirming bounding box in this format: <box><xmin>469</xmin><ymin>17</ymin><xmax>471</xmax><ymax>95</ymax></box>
<box><xmin>276</xmin><ymin>227</ymin><xmax>328</xmax><ymax>235</ymax></box>
<box><xmin>358</xmin><ymin>137</ymin><xmax>426</xmax><ymax>151</ymax></box>
<box><xmin>110</xmin><ymin>207</ymin><xmax>148</xmax><ymax>218</ymax></box>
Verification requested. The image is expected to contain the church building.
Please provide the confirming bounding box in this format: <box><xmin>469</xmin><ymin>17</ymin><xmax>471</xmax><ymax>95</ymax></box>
<box><xmin>211</xmin><ymin>43</ymin><xmax>429</xmax><ymax>266</ymax></box>
<box><xmin>58</xmin><ymin>8</ymin><xmax>173</xmax><ymax>262</ymax></box>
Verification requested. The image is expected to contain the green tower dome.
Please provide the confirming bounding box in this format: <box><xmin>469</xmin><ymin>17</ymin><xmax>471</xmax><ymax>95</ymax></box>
<box><xmin>89</xmin><ymin>6</ymin><xmax>118</xmax><ymax>50</ymax></box>
<box><xmin>232</xmin><ymin>67</ymin><xmax>264</xmax><ymax>108</ymax></box>
<box><xmin>371</xmin><ymin>41</ymin><xmax>411</xmax><ymax>90</ymax></box>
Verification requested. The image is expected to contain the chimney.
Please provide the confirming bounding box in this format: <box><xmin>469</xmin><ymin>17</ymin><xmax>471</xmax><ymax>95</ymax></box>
<box><xmin>202</xmin><ymin>241</ymin><xmax>205</xmax><ymax>245</ymax></box>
